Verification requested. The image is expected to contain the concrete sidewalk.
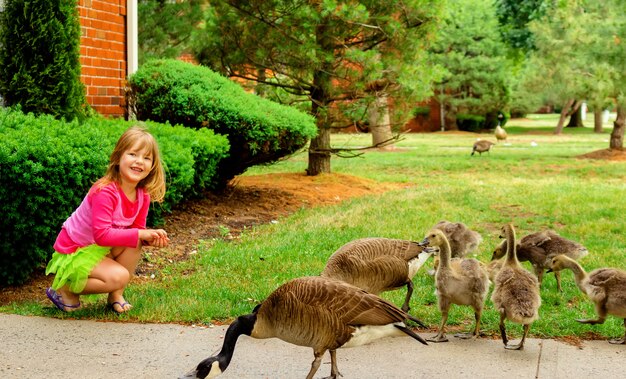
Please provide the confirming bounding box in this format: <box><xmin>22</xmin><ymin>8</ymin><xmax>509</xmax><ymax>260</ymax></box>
<box><xmin>1</xmin><ymin>313</ymin><xmax>623</xmax><ymax>378</ymax></box>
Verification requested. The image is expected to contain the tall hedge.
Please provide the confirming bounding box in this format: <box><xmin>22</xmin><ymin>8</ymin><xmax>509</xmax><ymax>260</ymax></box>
<box><xmin>0</xmin><ymin>0</ymin><xmax>86</xmax><ymax>120</ymax></box>
<box><xmin>127</xmin><ymin>59</ymin><xmax>318</xmax><ymax>189</ymax></box>
<box><xmin>0</xmin><ymin>107</ymin><xmax>229</xmax><ymax>286</ymax></box>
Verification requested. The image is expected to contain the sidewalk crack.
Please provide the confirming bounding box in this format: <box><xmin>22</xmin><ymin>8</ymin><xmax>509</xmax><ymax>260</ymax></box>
<box><xmin>535</xmin><ymin>339</ymin><xmax>544</xmax><ymax>378</ymax></box>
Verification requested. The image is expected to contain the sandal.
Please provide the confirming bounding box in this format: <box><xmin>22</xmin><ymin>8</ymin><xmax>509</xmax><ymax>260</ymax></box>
<box><xmin>46</xmin><ymin>287</ymin><xmax>80</xmax><ymax>312</ymax></box>
<box><xmin>109</xmin><ymin>301</ymin><xmax>132</xmax><ymax>314</ymax></box>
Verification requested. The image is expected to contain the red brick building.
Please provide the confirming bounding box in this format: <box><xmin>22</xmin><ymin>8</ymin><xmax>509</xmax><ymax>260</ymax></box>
<box><xmin>78</xmin><ymin>0</ymin><xmax>136</xmax><ymax>118</ymax></box>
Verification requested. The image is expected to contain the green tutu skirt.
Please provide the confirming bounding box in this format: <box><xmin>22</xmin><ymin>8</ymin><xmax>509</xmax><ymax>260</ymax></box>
<box><xmin>45</xmin><ymin>245</ymin><xmax>110</xmax><ymax>293</ymax></box>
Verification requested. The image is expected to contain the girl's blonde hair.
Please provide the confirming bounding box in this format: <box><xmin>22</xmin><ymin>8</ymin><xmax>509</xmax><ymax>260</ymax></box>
<box><xmin>95</xmin><ymin>126</ymin><xmax>166</xmax><ymax>203</ymax></box>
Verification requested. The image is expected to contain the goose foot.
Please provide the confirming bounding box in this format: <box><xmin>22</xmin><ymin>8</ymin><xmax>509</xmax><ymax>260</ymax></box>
<box><xmin>608</xmin><ymin>337</ymin><xmax>625</xmax><ymax>345</ymax></box>
<box><xmin>575</xmin><ymin>318</ymin><xmax>603</xmax><ymax>325</ymax></box>
<box><xmin>426</xmin><ymin>334</ymin><xmax>449</xmax><ymax>343</ymax></box>
<box><xmin>504</xmin><ymin>343</ymin><xmax>524</xmax><ymax>350</ymax></box>
<box><xmin>454</xmin><ymin>332</ymin><xmax>476</xmax><ymax>340</ymax></box>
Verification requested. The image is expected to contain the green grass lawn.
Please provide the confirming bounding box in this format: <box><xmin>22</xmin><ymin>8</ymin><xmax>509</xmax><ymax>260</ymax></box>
<box><xmin>3</xmin><ymin>115</ymin><xmax>626</xmax><ymax>341</ymax></box>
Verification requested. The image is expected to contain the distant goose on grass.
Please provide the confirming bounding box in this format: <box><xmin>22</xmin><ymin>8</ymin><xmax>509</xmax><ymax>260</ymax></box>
<box><xmin>471</xmin><ymin>140</ymin><xmax>495</xmax><ymax>156</ymax></box>
<box><xmin>321</xmin><ymin>237</ymin><xmax>433</xmax><ymax>312</ymax></box>
<box><xmin>181</xmin><ymin>276</ymin><xmax>428</xmax><ymax>379</ymax></box>
<box><xmin>495</xmin><ymin>124</ymin><xmax>508</xmax><ymax>142</ymax></box>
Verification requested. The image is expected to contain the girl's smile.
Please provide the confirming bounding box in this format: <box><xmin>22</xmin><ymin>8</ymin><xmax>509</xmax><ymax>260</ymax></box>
<box><xmin>119</xmin><ymin>141</ymin><xmax>153</xmax><ymax>187</ymax></box>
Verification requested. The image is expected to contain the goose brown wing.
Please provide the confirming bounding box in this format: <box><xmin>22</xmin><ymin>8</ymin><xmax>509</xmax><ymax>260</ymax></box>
<box><xmin>258</xmin><ymin>276</ymin><xmax>409</xmax><ymax>349</ymax></box>
<box><xmin>588</xmin><ymin>268</ymin><xmax>626</xmax><ymax>288</ymax></box>
<box><xmin>521</xmin><ymin>231</ymin><xmax>552</xmax><ymax>247</ymax></box>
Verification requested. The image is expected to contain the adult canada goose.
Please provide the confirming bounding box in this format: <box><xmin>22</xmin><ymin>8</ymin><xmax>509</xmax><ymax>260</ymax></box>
<box><xmin>471</xmin><ymin>140</ymin><xmax>495</xmax><ymax>156</ymax></box>
<box><xmin>181</xmin><ymin>276</ymin><xmax>428</xmax><ymax>379</ymax></box>
<box><xmin>321</xmin><ymin>237</ymin><xmax>433</xmax><ymax>312</ymax></box>
<box><xmin>547</xmin><ymin>255</ymin><xmax>626</xmax><ymax>344</ymax></box>
<box><xmin>418</xmin><ymin>229</ymin><xmax>490</xmax><ymax>342</ymax></box>
<box><xmin>491</xmin><ymin>223</ymin><xmax>541</xmax><ymax>350</ymax></box>
<box><xmin>495</xmin><ymin>124</ymin><xmax>507</xmax><ymax>142</ymax></box>
<box><xmin>492</xmin><ymin>230</ymin><xmax>588</xmax><ymax>291</ymax></box>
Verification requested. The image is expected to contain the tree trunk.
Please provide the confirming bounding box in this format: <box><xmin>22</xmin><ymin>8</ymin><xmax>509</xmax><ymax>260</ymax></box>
<box><xmin>307</xmin><ymin>22</ymin><xmax>333</xmax><ymax>176</ymax></box>
<box><xmin>593</xmin><ymin>109</ymin><xmax>603</xmax><ymax>133</ymax></box>
<box><xmin>555</xmin><ymin>99</ymin><xmax>575</xmax><ymax>134</ymax></box>
<box><xmin>369</xmin><ymin>95</ymin><xmax>395</xmax><ymax>150</ymax></box>
<box><xmin>307</xmin><ymin>126</ymin><xmax>331</xmax><ymax>175</ymax></box>
<box><xmin>609</xmin><ymin>105</ymin><xmax>625</xmax><ymax>149</ymax></box>
<box><xmin>566</xmin><ymin>102</ymin><xmax>584</xmax><ymax>128</ymax></box>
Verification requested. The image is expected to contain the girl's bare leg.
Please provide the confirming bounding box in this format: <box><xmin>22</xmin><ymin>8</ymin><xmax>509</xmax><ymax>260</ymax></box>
<box><xmin>106</xmin><ymin>243</ymin><xmax>143</xmax><ymax>312</ymax></box>
<box><xmin>56</xmin><ymin>257</ymin><xmax>130</xmax><ymax>309</ymax></box>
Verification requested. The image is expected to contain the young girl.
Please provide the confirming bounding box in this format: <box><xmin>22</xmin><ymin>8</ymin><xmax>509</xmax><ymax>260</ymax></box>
<box><xmin>45</xmin><ymin>126</ymin><xmax>169</xmax><ymax>313</ymax></box>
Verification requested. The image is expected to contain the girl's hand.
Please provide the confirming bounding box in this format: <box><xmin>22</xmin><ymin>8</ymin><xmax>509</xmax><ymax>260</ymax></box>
<box><xmin>139</xmin><ymin>229</ymin><xmax>170</xmax><ymax>247</ymax></box>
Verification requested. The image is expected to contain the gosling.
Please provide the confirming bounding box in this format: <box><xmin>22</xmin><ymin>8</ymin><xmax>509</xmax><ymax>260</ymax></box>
<box><xmin>491</xmin><ymin>223</ymin><xmax>541</xmax><ymax>350</ymax></box>
<box><xmin>419</xmin><ymin>229</ymin><xmax>490</xmax><ymax>342</ymax></box>
<box><xmin>548</xmin><ymin>255</ymin><xmax>626</xmax><ymax>344</ymax></box>
<box><xmin>492</xmin><ymin>230</ymin><xmax>588</xmax><ymax>291</ymax></box>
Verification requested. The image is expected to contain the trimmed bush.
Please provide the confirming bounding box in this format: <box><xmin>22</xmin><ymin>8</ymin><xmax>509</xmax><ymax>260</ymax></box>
<box><xmin>0</xmin><ymin>107</ymin><xmax>229</xmax><ymax>286</ymax></box>
<box><xmin>0</xmin><ymin>0</ymin><xmax>87</xmax><ymax>120</ymax></box>
<box><xmin>413</xmin><ymin>106</ymin><xmax>431</xmax><ymax>117</ymax></box>
<box><xmin>456</xmin><ymin>113</ymin><xmax>486</xmax><ymax>132</ymax></box>
<box><xmin>127</xmin><ymin>59</ymin><xmax>318</xmax><ymax>189</ymax></box>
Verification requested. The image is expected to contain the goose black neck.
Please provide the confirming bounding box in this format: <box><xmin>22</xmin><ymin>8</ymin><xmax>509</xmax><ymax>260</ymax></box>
<box><xmin>217</xmin><ymin>313</ymin><xmax>257</xmax><ymax>369</ymax></box>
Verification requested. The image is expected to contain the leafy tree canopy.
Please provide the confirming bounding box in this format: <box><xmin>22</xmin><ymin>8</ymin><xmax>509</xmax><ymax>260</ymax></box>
<box><xmin>495</xmin><ymin>0</ymin><xmax>548</xmax><ymax>54</ymax></box>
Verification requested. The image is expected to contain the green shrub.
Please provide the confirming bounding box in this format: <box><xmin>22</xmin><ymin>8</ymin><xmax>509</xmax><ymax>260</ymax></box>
<box><xmin>0</xmin><ymin>107</ymin><xmax>229</xmax><ymax>286</ymax></box>
<box><xmin>413</xmin><ymin>106</ymin><xmax>431</xmax><ymax>117</ymax></box>
<box><xmin>127</xmin><ymin>59</ymin><xmax>318</xmax><ymax>189</ymax></box>
<box><xmin>456</xmin><ymin>113</ymin><xmax>486</xmax><ymax>132</ymax></box>
<box><xmin>0</xmin><ymin>0</ymin><xmax>87</xmax><ymax>121</ymax></box>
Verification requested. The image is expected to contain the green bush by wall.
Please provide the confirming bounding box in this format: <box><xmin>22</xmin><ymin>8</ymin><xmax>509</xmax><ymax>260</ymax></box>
<box><xmin>0</xmin><ymin>107</ymin><xmax>229</xmax><ymax>286</ymax></box>
<box><xmin>127</xmin><ymin>59</ymin><xmax>318</xmax><ymax>189</ymax></box>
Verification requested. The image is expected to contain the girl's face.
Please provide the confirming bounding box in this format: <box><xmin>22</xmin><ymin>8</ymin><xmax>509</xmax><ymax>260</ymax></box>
<box><xmin>118</xmin><ymin>141</ymin><xmax>154</xmax><ymax>187</ymax></box>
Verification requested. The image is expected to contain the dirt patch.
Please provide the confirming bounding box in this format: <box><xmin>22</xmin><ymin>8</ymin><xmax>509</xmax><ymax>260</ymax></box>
<box><xmin>0</xmin><ymin>173</ymin><xmax>402</xmax><ymax>306</ymax></box>
<box><xmin>577</xmin><ymin>148</ymin><xmax>626</xmax><ymax>161</ymax></box>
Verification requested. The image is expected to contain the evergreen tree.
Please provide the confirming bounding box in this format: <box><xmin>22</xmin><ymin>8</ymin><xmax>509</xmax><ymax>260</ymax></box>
<box><xmin>0</xmin><ymin>0</ymin><xmax>86</xmax><ymax>120</ymax></box>
<box><xmin>429</xmin><ymin>0</ymin><xmax>512</xmax><ymax>130</ymax></box>
<box><xmin>192</xmin><ymin>1</ymin><xmax>443</xmax><ymax>175</ymax></box>
<box><xmin>138</xmin><ymin>0</ymin><xmax>204</xmax><ymax>65</ymax></box>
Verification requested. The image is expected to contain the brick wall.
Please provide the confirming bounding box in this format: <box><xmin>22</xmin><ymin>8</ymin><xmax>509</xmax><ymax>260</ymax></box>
<box><xmin>78</xmin><ymin>0</ymin><xmax>127</xmax><ymax>118</ymax></box>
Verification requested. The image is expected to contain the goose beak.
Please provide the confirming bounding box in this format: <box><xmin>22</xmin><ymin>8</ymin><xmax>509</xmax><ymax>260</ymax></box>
<box><xmin>178</xmin><ymin>370</ymin><xmax>198</xmax><ymax>379</ymax></box>
<box><xmin>417</xmin><ymin>237</ymin><xmax>430</xmax><ymax>247</ymax></box>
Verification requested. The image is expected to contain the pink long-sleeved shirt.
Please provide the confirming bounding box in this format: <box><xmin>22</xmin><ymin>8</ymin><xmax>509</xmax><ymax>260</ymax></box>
<box><xmin>53</xmin><ymin>182</ymin><xmax>150</xmax><ymax>254</ymax></box>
